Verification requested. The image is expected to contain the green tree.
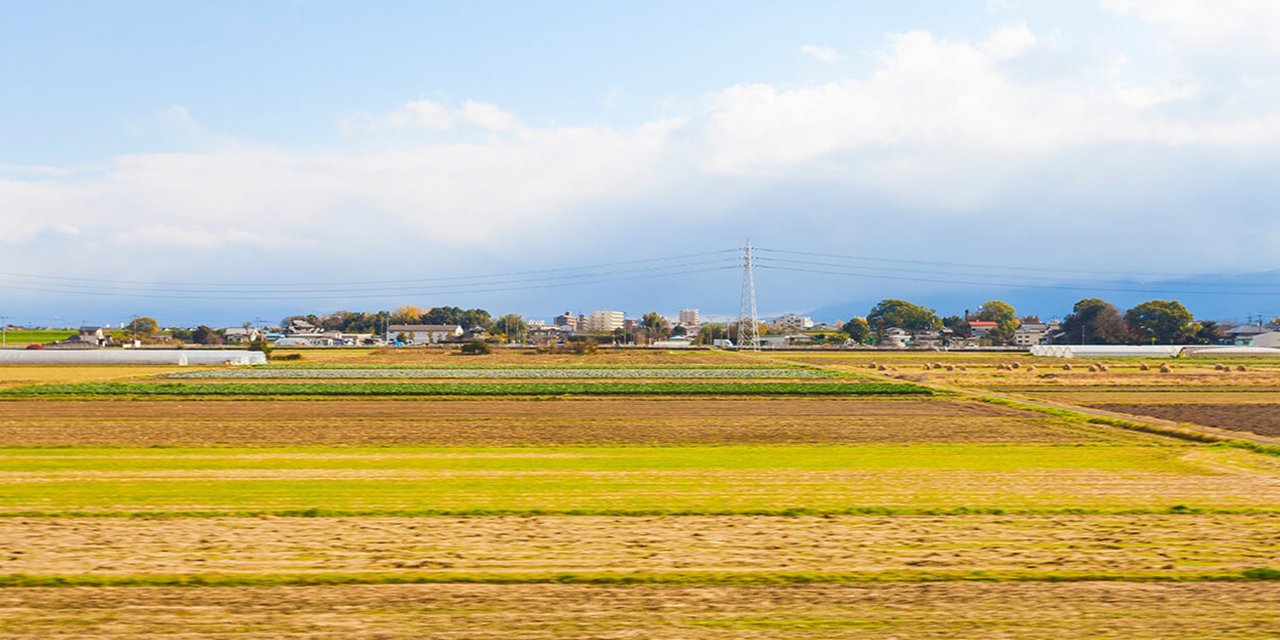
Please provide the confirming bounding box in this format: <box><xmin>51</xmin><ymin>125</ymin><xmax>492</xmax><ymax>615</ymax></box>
<box><xmin>866</xmin><ymin>299</ymin><xmax>941</xmax><ymax>335</ymax></box>
<box><xmin>841</xmin><ymin>317</ymin><xmax>871</xmax><ymax>344</ymax></box>
<box><xmin>459</xmin><ymin>340</ymin><xmax>492</xmax><ymax>355</ymax></box>
<box><xmin>126</xmin><ymin>317</ymin><xmax>158</xmax><ymax>337</ymax></box>
<box><xmin>1124</xmin><ymin>300</ymin><xmax>1194</xmax><ymax>344</ymax></box>
<box><xmin>494</xmin><ymin>314</ymin><xmax>527</xmax><ymax>343</ymax></box>
<box><xmin>1060</xmin><ymin>299</ymin><xmax>1128</xmax><ymax>345</ymax></box>
<box><xmin>975</xmin><ymin>300</ymin><xmax>1021</xmax><ymax>344</ymax></box>
<box><xmin>192</xmin><ymin>326</ymin><xmax>223</xmax><ymax>345</ymax></box>
<box><xmin>1186</xmin><ymin>321</ymin><xmax>1223</xmax><ymax>345</ymax></box>
<box><xmin>640</xmin><ymin>312</ymin><xmax>671</xmax><ymax>343</ymax></box>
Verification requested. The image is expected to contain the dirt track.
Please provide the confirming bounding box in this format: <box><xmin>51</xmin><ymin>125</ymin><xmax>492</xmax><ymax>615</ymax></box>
<box><xmin>2</xmin><ymin>583</ymin><xmax>1278</xmax><ymax>639</ymax></box>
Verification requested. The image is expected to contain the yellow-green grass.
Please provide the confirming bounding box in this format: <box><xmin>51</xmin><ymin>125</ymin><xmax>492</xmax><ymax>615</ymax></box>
<box><xmin>0</xmin><ymin>329</ymin><xmax>78</xmax><ymax>347</ymax></box>
<box><xmin>2</xmin><ymin>443</ymin><xmax>1277</xmax><ymax>516</ymax></box>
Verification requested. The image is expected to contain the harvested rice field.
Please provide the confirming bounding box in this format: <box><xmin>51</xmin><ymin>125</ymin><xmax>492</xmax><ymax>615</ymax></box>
<box><xmin>0</xmin><ymin>398</ymin><xmax>1148</xmax><ymax>446</ymax></box>
<box><xmin>1</xmin><ymin>348</ymin><xmax>1278</xmax><ymax>638</ymax></box>
<box><xmin>1095</xmin><ymin>403</ymin><xmax>1280</xmax><ymax>438</ymax></box>
<box><xmin>2</xmin><ymin>583</ymin><xmax>1278</xmax><ymax>639</ymax></box>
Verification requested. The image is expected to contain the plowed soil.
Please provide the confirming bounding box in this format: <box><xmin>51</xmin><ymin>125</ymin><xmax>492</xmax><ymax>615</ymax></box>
<box><xmin>2</xmin><ymin>583</ymin><xmax>1278</xmax><ymax>639</ymax></box>
<box><xmin>0</xmin><ymin>398</ymin><xmax>1122</xmax><ymax>446</ymax></box>
<box><xmin>1096</xmin><ymin>403</ymin><xmax>1280</xmax><ymax>437</ymax></box>
<box><xmin>2</xmin><ymin>515</ymin><xmax>1275</xmax><ymax>576</ymax></box>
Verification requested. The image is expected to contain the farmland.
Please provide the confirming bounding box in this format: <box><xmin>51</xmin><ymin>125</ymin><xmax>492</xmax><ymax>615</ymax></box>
<box><xmin>0</xmin><ymin>347</ymin><xmax>1277</xmax><ymax>638</ymax></box>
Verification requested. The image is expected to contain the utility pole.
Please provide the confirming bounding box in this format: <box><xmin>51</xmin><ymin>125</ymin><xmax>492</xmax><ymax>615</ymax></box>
<box><xmin>737</xmin><ymin>241</ymin><xmax>761</xmax><ymax>350</ymax></box>
<box><xmin>0</xmin><ymin>316</ymin><xmax>10</xmax><ymax>348</ymax></box>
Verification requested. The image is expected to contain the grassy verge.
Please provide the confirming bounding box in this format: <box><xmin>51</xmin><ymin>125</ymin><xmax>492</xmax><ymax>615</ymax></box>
<box><xmin>0</xmin><ymin>381</ymin><xmax>931</xmax><ymax>397</ymax></box>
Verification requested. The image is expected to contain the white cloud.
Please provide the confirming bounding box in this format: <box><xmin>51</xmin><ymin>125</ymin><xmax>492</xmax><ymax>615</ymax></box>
<box><xmin>4</xmin><ymin>19</ymin><xmax>1280</xmax><ymax>289</ymax></box>
<box><xmin>799</xmin><ymin>44</ymin><xmax>844</xmax><ymax>63</ymax></box>
<box><xmin>351</xmin><ymin>98</ymin><xmax>521</xmax><ymax>133</ymax></box>
<box><xmin>1101</xmin><ymin>0</ymin><xmax>1280</xmax><ymax>56</ymax></box>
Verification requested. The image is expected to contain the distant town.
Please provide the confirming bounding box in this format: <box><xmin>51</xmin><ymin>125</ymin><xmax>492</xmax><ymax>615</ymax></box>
<box><xmin>5</xmin><ymin>297</ymin><xmax>1279</xmax><ymax>352</ymax></box>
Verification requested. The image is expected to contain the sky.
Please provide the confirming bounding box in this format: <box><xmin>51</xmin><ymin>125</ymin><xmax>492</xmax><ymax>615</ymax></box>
<box><xmin>2</xmin><ymin>0</ymin><xmax>1279</xmax><ymax>327</ymax></box>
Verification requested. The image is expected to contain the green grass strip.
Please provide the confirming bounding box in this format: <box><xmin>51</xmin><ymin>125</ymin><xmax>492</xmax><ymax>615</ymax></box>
<box><xmin>0</xmin><ymin>381</ymin><xmax>930</xmax><ymax>397</ymax></box>
<box><xmin>0</xmin><ymin>568</ymin><xmax>1276</xmax><ymax>588</ymax></box>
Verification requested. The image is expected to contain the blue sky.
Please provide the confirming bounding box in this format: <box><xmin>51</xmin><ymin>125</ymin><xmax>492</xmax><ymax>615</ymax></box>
<box><xmin>3</xmin><ymin>1</ymin><xmax>1279</xmax><ymax>326</ymax></box>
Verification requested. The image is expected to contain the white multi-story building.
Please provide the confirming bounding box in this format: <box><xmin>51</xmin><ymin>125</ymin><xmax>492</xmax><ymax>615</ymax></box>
<box><xmin>583</xmin><ymin>310</ymin><xmax>625</xmax><ymax>333</ymax></box>
<box><xmin>678</xmin><ymin>308</ymin><xmax>699</xmax><ymax>325</ymax></box>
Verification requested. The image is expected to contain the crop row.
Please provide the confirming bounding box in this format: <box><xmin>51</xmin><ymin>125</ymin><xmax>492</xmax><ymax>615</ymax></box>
<box><xmin>1</xmin><ymin>381</ymin><xmax>929</xmax><ymax>397</ymax></box>
<box><xmin>164</xmin><ymin>368</ymin><xmax>830</xmax><ymax>379</ymax></box>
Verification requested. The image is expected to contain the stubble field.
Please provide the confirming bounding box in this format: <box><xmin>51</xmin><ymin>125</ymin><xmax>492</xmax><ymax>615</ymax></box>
<box><xmin>0</xmin><ymin>347</ymin><xmax>1278</xmax><ymax>638</ymax></box>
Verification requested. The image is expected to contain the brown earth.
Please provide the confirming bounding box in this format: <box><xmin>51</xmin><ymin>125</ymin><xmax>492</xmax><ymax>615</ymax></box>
<box><xmin>0</xmin><ymin>398</ymin><xmax>1129</xmax><ymax>446</ymax></box>
<box><xmin>1</xmin><ymin>515</ymin><xmax>1276</xmax><ymax>576</ymax></box>
<box><xmin>1013</xmin><ymin>390</ymin><xmax>1280</xmax><ymax>404</ymax></box>
<box><xmin>2</xmin><ymin>583</ymin><xmax>1278</xmax><ymax>638</ymax></box>
<box><xmin>1096</xmin><ymin>403</ymin><xmax>1280</xmax><ymax>437</ymax></box>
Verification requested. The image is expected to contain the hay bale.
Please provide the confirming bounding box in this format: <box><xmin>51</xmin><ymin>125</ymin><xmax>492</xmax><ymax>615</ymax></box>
<box><xmin>1237</xmin><ymin>365</ymin><xmax>1247</xmax><ymax>372</ymax></box>
<box><xmin>1088</xmin><ymin>364</ymin><xmax>1099</xmax><ymax>372</ymax></box>
<box><xmin>1025</xmin><ymin>366</ymin><xmax>1036</xmax><ymax>373</ymax></box>
<box><xmin>1098</xmin><ymin>364</ymin><xmax>1109</xmax><ymax>372</ymax></box>
<box><xmin>1214</xmin><ymin>364</ymin><xmax>1224</xmax><ymax>371</ymax></box>
<box><xmin>1139</xmin><ymin>363</ymin><xmax>1150</xmax><ymax>371</ymax></box>
<box><xmin>867</xmin><ymin>362</ymin><xmax>878</xmax><ymax>369</ymax></box>
<box><xmin>933</xmin><ymin>362</ymin><xmax>944</xmax><ymax>370</ymax></box>
<box><xmin>877</xmin><ymin>364</ymin><xmax>887</xmax><ymax>371</ymax></box>
<box><xmin>1062</xmin><ymin>363</ymin><xmax>1073</xmax><ymax>371</ymax></box>
<box><xmin>1159</xmin><ymin>364</ymin><xmax>1171</xmax><ymax>373</ymax></box>
<box><xmin>1010</xmin><ymin>362</ymin><xmax>1020</xmax><ymax>369</ymax></box>
<box><xmin>945</xmin><ymin>365</ymin><xmax>955</xmax><ymax>372</ymax></box>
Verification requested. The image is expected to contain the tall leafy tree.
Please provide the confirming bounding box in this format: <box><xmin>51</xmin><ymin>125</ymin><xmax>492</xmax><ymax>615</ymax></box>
<box><xmin>1059</xmin><ymin>298</ymin><xmax>1128</xmax><ymax>344</ymax></box>
<box><xmin>866</xmin><ymin>299</ymin><xmax>942</xmax><ymax>335</ymax></box>
<box><xmin>494</xmin><ymin>314</ymin><xmax>527</xmax><ymax>342</ymax></box>
<box><xmin>389</xmin><ymin>306</ymin><xmax>427</xmax><ymax>324</ymax></box>
<box><xmin>640</xmin><ymin>312</ymin><xmax>671</xmax><ymax>342</ymax></box>
<box><xmin>975</xmin><ymin>300</ymin><xmax>1021</xmax><ymax>344</ymax></box>
<box><xmin>841</xmin><ymin>317</ymin><xmax>871</xmax><ymax>344</ymax></box>
<box><xmin>126</xmin><ymin>317</ymin><xmax>158</xmax><ymax>336</ymax></box>
<box><xmin>1125</xmin><ymin>300</ymin><xmax>1193</xmax><ymax>344</ymax></box>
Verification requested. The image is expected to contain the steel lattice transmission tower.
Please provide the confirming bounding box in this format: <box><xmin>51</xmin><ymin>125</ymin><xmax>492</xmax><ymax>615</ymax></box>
<box><xmin>737</xmin><ymin>241</ymin><xmax>761</xmax><ymax>350</ymax></box>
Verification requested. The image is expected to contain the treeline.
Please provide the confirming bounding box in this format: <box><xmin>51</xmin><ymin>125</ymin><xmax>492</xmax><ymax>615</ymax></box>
<box><xmin>839</xmin><ymin>297</ymin><xmax>1248</xmax><ymax>345</ymax></box>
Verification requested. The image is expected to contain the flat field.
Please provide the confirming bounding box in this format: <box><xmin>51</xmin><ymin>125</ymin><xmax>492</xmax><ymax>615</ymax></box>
<box><xmin>4</xmin><ymin>583</ymin><xmax>1278</xmax><ymax>639</ymax></box>
<box><xmin>0</xmin><ymin>398</ymin><xmax>1130</xmax><ymax>446</ymax></box>
<box><xmin>0</xmin><ymin>348</ymin><xmax>1278</xmax><ymax>638</ymax></box>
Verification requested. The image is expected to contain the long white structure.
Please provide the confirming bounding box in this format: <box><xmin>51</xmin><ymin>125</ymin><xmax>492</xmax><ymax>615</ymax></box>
<box><xmin>0</xmin><ymin>350</ymin><xmax>266</xmax><ymax>365</ymax></box>
<box><xmin>1030</xmin><ymin>345</ymin><xmax>1280</xmax><ymax>359</ymax></box>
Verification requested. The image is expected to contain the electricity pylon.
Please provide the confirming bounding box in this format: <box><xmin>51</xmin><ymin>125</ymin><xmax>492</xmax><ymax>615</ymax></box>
<box><xmin>737</xmin><ymin>241</ymin><xmax>760</xmax><ymax>350</ymax></box>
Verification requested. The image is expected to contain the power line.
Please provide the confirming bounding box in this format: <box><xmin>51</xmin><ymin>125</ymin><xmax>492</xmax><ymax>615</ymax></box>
<box><xmin>752</xmin><ymin>256</ymin><xmax>1280</xmax><ymax>294</ymax></box>
<box><xmin>0</xmin><ymin>248</ymin><xmax>741</xmax><ymax>289</ymax></box>
<box><xmin>0</xmin><ymin>263</ymin><xmax>741</xmax><ymax>301</ymax></box>
<box><xmin>0</xmin><ymin>257</ymin><xmax>741</xmax><ymax>297</ymax></box>
<box><xmin>756</xmin><ymin>263</ymin><xmax>1280</xmax><ymax>297</ymax></box>
<box><xmin>753</xmin><ymin>247</ymin><xmax>1270</xmax><ymax>280</ymax></box>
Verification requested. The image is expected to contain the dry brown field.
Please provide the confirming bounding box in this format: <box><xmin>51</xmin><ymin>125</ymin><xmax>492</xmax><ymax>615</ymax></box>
<box><xmin>3</xmin><ymin>514</ymin><xmax>1275</xmax><ymax>577</ymax></box>
<box><xmin>0</xmin><ymin>365</ymin><xmax>187</xmax><ymax>390</ymax></box>
<box><xmin>2</xmin><ymin>583</ymin><xmax>1278</xmax><ymax>639</ymax></box>
<box><xmin>0</xmin><ymin>397</ymin><xmax>1130</xmax><ymax>446</ymax></box>
<box><xmin>1096</xmin><ymin>403</ymin><xmax>1280</xmax><ymax>437</ymax></box>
